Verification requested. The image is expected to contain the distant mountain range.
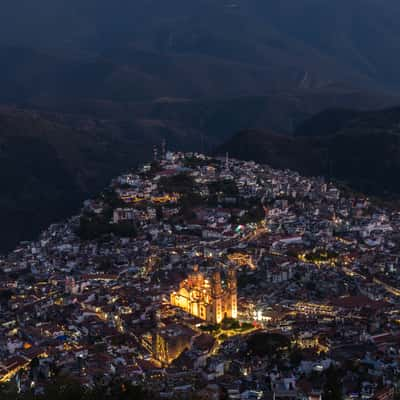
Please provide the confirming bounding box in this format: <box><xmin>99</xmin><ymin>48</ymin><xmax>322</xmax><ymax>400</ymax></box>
<box><xmin>3</xmin><ymin>0</ymin><xmax>400</xmax><ymax>92</ymax></box>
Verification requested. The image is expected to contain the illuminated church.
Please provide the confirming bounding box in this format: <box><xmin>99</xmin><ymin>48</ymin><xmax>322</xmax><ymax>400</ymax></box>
<box><xmin>170</xmin><ymin>266</ymin><xmax>237</xmax><ymax>324</ymax></box>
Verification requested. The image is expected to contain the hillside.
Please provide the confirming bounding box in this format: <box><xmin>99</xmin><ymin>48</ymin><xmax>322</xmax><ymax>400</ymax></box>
<box><xmin>0</xmin><ymin>108</ymin><xmax>160</xmax><ymax>252</ymax></box>
<box><xmin>295</xmin><ymin>107</ymin><xmax>400</xmax><ymax>137</ymax></box>
<box><xmin>217</xmin><ymin>126</ymin><xmax>400</xmax><ymax>197</ymax></box>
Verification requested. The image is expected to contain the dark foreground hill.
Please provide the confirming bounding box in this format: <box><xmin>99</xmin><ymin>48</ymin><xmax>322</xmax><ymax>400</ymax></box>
<box><xmin>295</xmin><ymin>107</ymin><xmax>400</xmax><ymax>137</ymax></box>
<box><xmin>217</xmin><ymin>107</ymin><xmax>400</xmax><ymax>197</ymax></box>
<box><xmin>0</xmin><ymin>108</ymin><xmax>162</xmax><ymax>252</ymax></box>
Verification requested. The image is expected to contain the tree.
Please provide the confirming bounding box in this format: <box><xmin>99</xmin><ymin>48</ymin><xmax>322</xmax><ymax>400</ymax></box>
<box><xmin>77</xmin><ymin>213</ymin><xmax>111</xmax><ymax>240</ymax></box>
<box><xmin>159</xmin><ymin>173</ymin><xmax>195</xmax><ymax>194</ymax></box>
<box><xmin>43</xmin><ymin>378</ymin><xmax>86</xmax><ymax>400</ymax></box>
<box><xmin>112</xmin><ymin>221</ymin><xmax>137</xmax><ymax>238</ymax></box>
<box><xmin>221</xmin><ymin>317</ymin><xmax>240</xmax><ymax>330</ymax></box>
<box><xmin>323</xmin><ymin>366</ymin><xmax>343</xmax><ymax>400</ymax></box>
<box><xmin>0</xmin><ymin>380</ymin><xmax>155</xmax><ymax>400</ymax></box>
<box><xmin>0</xmin><ymin>383</ymin><xmax>19</xmax><ymax>400</ymax></box>
<box><xmin>246</xmin><ymin>332</ymin><xmax>291</xmax><ymax>357</ymax></box>
<box><xmin>289</xmin><ymin>346</ymin><xmax>303</xmax><ymax>366</ymax></box>
<box><xmin>156</xmin><ymin>207</ymin><xmax>163</xmax><ymax>221</ymax></box>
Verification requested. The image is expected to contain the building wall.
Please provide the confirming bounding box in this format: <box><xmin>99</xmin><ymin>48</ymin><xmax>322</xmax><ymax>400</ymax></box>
<box><xmin>170</xmin><ymin>269</ymin><xmax>237</xmax><ymax>324</ymax></box>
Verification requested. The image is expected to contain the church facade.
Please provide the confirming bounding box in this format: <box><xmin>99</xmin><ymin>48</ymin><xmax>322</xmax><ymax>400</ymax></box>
<box><xmin>170</xmin><ymin>267</ymin><xmax>237</xmax><ymax>324</ymax></box>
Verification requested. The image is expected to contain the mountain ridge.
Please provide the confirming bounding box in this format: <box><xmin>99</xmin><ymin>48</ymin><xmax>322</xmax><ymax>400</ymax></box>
<box><xmin>217</xmin><ymin>107</ymin><xmax>400</xmax><ymax>197</ymax></box>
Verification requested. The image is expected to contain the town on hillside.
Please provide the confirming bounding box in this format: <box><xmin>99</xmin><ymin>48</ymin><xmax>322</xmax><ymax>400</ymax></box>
<box><xmin>1</xmin><ymin>148</ymin><xmax>400</xmax><ymax>400</ymax></box>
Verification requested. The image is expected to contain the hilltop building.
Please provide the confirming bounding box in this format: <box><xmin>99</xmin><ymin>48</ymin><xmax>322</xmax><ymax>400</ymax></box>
<box><xmin>170</xmin><ymin>267</ymin><xmax>237</xmax><ymax>324</ymax></box>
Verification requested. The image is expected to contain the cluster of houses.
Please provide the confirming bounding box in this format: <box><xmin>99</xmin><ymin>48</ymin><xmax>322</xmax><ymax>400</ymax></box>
<box><xmin>0</xmin><ymin>151</ymin><xmax>399</xmax><ymax>399</ymax></box>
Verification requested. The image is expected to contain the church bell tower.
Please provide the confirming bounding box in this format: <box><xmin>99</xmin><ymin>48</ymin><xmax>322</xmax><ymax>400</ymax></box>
<box><xmin>227</xmin><ymin>269</ymin><xmax>238</xmax><ymax>319</ymax></box>
<box><xmin>211</xmin><ymin>271</ymin><xmax>223</xmax><ymax>323</ymax></box>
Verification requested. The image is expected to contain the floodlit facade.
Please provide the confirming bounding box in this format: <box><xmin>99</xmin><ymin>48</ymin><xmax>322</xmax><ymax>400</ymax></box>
<box><xmin>170</xmin><ymin>267</ymin><xmax>237</xmax><ymax>324</ymax></box>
